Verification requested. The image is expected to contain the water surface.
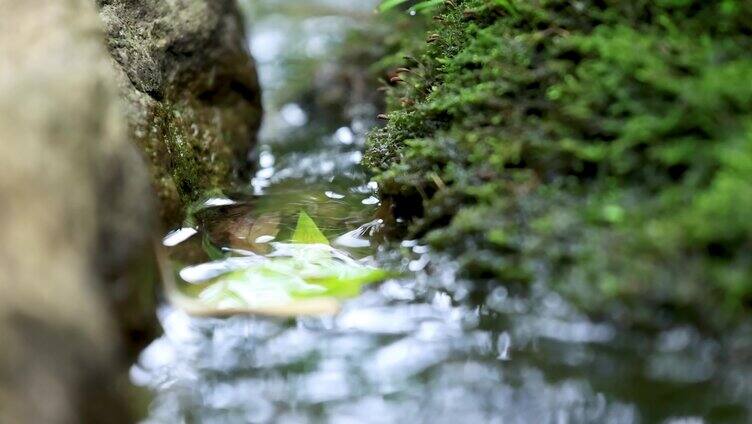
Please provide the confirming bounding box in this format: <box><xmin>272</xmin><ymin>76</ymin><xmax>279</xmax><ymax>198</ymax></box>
<box><xmin>133</xmin><ymin>2</ymin><xmax>752</xmax><ymax>423</ymax></box>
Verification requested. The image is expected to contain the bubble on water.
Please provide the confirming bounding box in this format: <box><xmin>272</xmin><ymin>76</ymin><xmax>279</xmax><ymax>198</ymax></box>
<box><xmin>361</xmin><ymin>196</ymin><xmax>379</xmax><ymax>205</ymax></box>
<box><xmin>129</xmin><ymin>364</ymin><xmax>152</xmax><ymax>387</ymax></box>
<box><xmin>400</xmin><ymin>239</ymin><xmax>418</xmax><ymax>248</ymax></box>
<box><xmin>162</xmin><ymin>227</ymin><xmax>197</xmax><ymax>247</ymax></box>
<box><xmin>334</xmin><ymin>126</ymin><xmax>354</xmax><ymax>145</ymax></box>
<box><xmin>325</xmin><ymin>190</ymin><xmax>345</xmax><ymax>199</ymax></box>
<box><xmin>254</xmin><ymin>235</ymin><xmax>276</xmax><ymax>244</ymax></box>
<box><xmin>250</xmin><ymin>29</ymin><xmax>286</xmax><ymax>63</ymax></box>
<box><xmin>280</xmin><ymin>103</ymin><xmax>307</xmax><ymax>127</ymax></box>
<box><xmin>408</xmin><ymin>254</ymin><xmax>429</xmax><ymax>272</ymax></box>
<box><xmin>497</xmin><ymin>332</ymin><xmax>512</xmax><ymax>361</ymax></box>
<box><xmin>203</xmin><ymin>197</ymin><xmax>236</xmax><ymax>207</ymax></box>
<box><xmin>379</xmin><ymin>280</ymin><xmax>415</xmax><ymax>301</ymax></box>
<box><xmin>251</xmin><ymin>176</ymin><xmax>271</xmax><ymax>195</ymax></box>
<box><xmin>259</xmin><ymin>150</ymin><xmax>275</xmax><ymax>168</ymax></box>
<box><xmin>179</xmin><ymin>256</ymin><xmax>264</xmax><ymax>283</ymax></box>
<box><xmin>432</xmin><ymin>292</ymin><xmax>452</xmax><ymax>310</ymax></box>
<box><xmin>412</xmin><ymin>244</ymin><xmax>430</xmax><ymax>254</ymax></box>
<box><xmin>337</xmin><ymin>304</ymin><xmax>440</xmax><ymax>334</ymax></box>
<box><xmin>367</xmin><ymin>337</ymin><xmax>451</xmax><ymax>387</ymax></box>
<box><xmin>255</xmin><ymin>167</ymin><xmax>275</xmax><ymax>179</ymax></box>
<box><xmin>138</xmin><ymin>338</ymin><xmax>178</xmax><ymax>376</ymax></box>
<box><xmin>335</xmin><ymin>229</ymin><xmax>371</xmax><ymax>248</ymax></box>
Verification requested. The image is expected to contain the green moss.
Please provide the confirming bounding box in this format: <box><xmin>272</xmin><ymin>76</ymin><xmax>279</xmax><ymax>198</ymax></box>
<box><xmin>102</xmin><ymin>0</ymin><xmax>263</xmax><ymax>226</ymax></box>
<box><xmin>132</xmin><ymin>98</ymin><xmax>242</xmax><ymax>224</ymax></box>
<box><xmin>365</xmin><ymin>0</ymin><xmax>752</xmax><ymax>330</ymax></box>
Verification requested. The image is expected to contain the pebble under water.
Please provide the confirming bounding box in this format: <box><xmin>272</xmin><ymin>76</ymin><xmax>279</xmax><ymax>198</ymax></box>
<box><xmin>132</xmin><ymin>1</ymin><xmax>752</xmax><ymax>423</ymax></box>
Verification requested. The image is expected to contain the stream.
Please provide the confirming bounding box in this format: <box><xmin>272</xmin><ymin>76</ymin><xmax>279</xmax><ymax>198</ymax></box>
<box><xmin>132</xmin><ymin>2</ymin><xmax>752</xmax><ymax>423</ymax></box>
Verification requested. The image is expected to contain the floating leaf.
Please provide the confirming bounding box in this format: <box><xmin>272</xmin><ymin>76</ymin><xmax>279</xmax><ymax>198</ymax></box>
<box><xmin>291</xmin><ymin>210</ymin><xmax>329</xmax><ymax>245</ymax></box>
<box><xmin>197</xmin><ymin>262</ymin><xmax>325</xmax><ymax>309</ymax></box>
<box><xmin>169</xmin><ymin>212</ymin><xmax>390</xmax><ymax>317</ymax></box>
<box><xmin>185</xmin><ymin>243</ymin><xmax>388</xmax><ymax>313</ymax></box>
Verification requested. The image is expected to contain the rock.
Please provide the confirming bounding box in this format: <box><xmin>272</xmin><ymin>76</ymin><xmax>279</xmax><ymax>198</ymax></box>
<box><xmin>98</xmin><ymin>0</ymin><xmax>263</xmax><ymax>224</ymax></box>
<box><xmin>0</xmin><ymin>0</ymin><xmax>262</xmax><ymax>420</ymax></box>
<box><xmin>0</xmin><ymin>0</ymin><xmax>157</xmax><ymax>422</ymax></box>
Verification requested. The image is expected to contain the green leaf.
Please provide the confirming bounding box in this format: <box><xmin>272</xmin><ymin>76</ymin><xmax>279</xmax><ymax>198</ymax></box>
<box><xmin>188</xmin><ymin>244</ymin><xmax>390</xmax><ymax>311</ymax></box>
<box><xmin>291</xmin><ymin>210</ymin><xmax>330</xmax><ymax>245</ymax></box>
<box><xmin>297</xmin><ymin>263</ymin><xmax>389</xmax><ymax>298</ymax></box>
<box><xmin>171</xmin><ymin>212</ymin><xmax>391</xmax><ymax>316</ymax></box>
<box><xmin>379</xmin><ymin>0</ymin><xmax>410</xmax><ymax>12</ymax></box>
<box><xmin>411</xmin><ymin>0</ymin><xmax>443</xmax><ymax>13</ymax></box>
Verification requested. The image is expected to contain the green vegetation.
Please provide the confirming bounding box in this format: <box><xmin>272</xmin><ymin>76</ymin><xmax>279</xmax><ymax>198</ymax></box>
<box><xmin>291</xmin><ymin>211</ymin><xmax>331</xmax><ymax>245</ymax></box>
<box><xmin>173</xmin><ymin>211</ymin><xmax>388</xmax><ymax>315</ymax></box>
<box><xmin>379</xmin><ymin>0</ymin><xmax>443</xmax><ymax>13</ymax></box>
<box><xmin>365</xmin><ymin>0</ymin><xmax>752</xmax><ymax>330</ymax></box>
<box><xmin>133</xmin><ymin>99</ymin><xmax>241</xmax><ymax>223</ymax></box>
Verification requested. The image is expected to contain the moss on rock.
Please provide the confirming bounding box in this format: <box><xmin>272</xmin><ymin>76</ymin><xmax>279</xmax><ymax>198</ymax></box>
<box><xmin>365</xmin><ymin>0</ymin><xmax>752</xmax><ymax>330</ymax></box>
<box><xmin>99</xmin><ymin>0</ymin><xmax>262</xmax><ymax>224</ymax></box>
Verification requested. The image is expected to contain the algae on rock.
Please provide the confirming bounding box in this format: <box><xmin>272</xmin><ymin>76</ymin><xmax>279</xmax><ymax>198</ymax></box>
<box><xmin>365</xmin><ymin>0</ymin><xmax>752</xmax><ymax>330</ymax></box>
<box><xmin>98</xmin><ymin>0</ymin><xmax>263</xmax><ymax>223</ymax></box>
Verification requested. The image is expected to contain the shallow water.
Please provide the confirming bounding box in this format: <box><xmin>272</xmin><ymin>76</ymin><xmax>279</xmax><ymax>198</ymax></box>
<box><xmin>133</xmin><ymin>2</ymin><xmax>752</xmax><ymax>423</ymax></box>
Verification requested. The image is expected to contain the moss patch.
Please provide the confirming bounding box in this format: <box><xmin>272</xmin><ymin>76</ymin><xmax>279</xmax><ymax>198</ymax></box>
<box><xmin>364</xmin><ymin>0</ymin><xmax>752</xmax><ymax>330</ymax></box>
<box><xmin>100</xmin><ymin>0</ymin><xmax>262</xmax><ymax>225</ymax></box>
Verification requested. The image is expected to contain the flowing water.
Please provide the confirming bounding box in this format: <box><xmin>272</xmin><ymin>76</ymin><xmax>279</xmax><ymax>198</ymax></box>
<box><xmin>133</xmin><ymin>2</ymin><xmax>752</xmax><ymax>423</ymax></box>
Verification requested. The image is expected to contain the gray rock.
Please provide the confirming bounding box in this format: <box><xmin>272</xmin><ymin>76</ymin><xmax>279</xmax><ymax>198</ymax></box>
<box><xmin>0</xmin><ymin>0</ymin><xmax>156</xmax><ymax>422</ymax></box>
<box><xmin>0</xmin><ymin>0</ymin><xmax>262</xmax><ymax>421</ymax></box>
<box><xmin>98</xmin><ymin>0</ymin><xmax>262</xmax><ymax>224</ymax></box>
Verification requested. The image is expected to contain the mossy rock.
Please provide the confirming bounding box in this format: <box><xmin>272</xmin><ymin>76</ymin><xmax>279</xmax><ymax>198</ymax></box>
<box><xmin>365</xmin><ymin>0</ymin><xmax>752</xmax><ymax>331</ymax></box>
<box><xmin>99</xmin><ymin>0</ymin><xmax>262</xmax><ymax>224</ymax></box>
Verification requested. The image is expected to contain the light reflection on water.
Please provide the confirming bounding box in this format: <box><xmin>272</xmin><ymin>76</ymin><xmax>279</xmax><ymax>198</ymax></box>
<box><xmin>133</xmin><ymin>1</ymin><xmax>752</xmax><ymax>422</ymax></box>
<box><xmin>134</xmin><ymin>256</ymin><xmax>638</xmax><ymax>423</ymax></box>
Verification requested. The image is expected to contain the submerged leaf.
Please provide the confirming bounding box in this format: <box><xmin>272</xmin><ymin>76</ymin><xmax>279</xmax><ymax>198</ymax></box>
<box><xmin>291</xmin><ymin>210</ymin><xmax>330</xmax><ymax>245</ymax></box>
